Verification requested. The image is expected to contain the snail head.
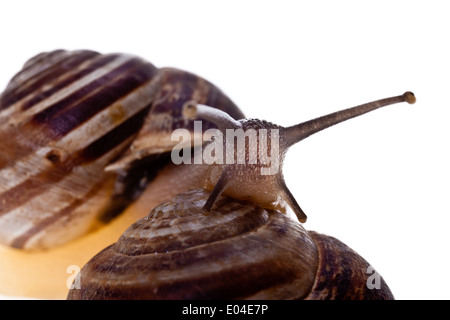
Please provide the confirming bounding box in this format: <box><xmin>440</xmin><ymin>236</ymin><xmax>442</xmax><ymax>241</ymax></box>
<box><xmin>182</xmin><ymin>92</ymin><xmax>415</xmax><ymax>223</ymax></box>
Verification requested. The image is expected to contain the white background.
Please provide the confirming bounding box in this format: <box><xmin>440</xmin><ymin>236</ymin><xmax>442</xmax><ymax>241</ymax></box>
<box><xmin>0</xmin><ymin>0</ymin><xmax>448</xmax><ymax>300</ymax></box>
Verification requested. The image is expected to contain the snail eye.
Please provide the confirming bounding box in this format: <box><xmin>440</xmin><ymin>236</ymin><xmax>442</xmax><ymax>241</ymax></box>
<box><xmin>45</xmin><ymin>149</ymin><xmax>63</xmax><ymax>164</ymax></box>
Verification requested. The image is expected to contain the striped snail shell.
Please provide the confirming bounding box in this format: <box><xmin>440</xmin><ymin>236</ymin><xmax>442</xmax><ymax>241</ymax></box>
<box><xmin>67</xmin><ymin>188</ymin><xmax>394</xmax><ymax>300</ymax></box>
<box><xmin>0</xmin><ymin>49</ymin><xmax>244</xmax><ymax>250</ymax></box>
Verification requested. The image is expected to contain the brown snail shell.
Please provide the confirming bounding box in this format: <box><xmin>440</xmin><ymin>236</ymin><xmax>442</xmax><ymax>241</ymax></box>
<box><xmin>0</xmin><ymin>49</ymin><xmax>243</xmax><ymax>250</ymax></box>
<box><xmin>107</xmin><ymin>67</ymin><xmax>245</xmax><ymax>170</ymax></box>
<box><xmin>67</xmin><ymin>188</ymin><xmax>393</xmax><ymax>300</ymax></box>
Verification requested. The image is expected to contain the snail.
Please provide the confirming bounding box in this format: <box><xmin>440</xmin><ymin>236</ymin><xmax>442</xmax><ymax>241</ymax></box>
<box><xmin>67</xmin><ymin>91</ymin><xmax>414</xmax><ymax>300</ymax></box>
<box><xmin>0</xmin><ymin>49</ymin><xmax>415</xmax><ymax>299</ymax></box>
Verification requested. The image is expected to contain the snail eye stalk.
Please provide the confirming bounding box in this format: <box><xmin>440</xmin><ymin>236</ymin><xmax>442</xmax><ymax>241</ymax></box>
<box><xmin>282</xmin><ymin>92</ymin><xmax>415</xmax><ymax>147</ymax></box>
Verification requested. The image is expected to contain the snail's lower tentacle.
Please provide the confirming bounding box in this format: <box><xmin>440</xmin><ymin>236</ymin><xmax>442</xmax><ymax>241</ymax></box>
<box><xmin>278</xmin><ymin>178</ymin><xmax>307</xmax><ymax>223</ymax></box>
<box><xmin>203</xmin><ymin>167</ymin><xmax>231</xmax><ymax>212</ymax></box>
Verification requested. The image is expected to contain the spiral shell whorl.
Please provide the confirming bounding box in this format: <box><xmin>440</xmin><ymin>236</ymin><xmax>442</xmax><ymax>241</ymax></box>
<box><xmin>67</xmin><ymin>188</ymin><xmax>319</xmax><ymax>300</ymax></box>
<box><xmin>0</xmin><ymin>50</ymin><xmax>159</xmax><ymax>249</ymax></box>
<box><xmin>305</xmin><ymin>232</ymin><xmax>394</xmax><ymax>300</ymax></box>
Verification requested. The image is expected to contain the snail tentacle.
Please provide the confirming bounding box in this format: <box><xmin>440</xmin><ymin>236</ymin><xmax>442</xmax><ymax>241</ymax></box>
<box><xmin>282</xmin><ymin>91</ymin><xmax>416</xmax><ymax>147</ymax></box>
<box><xmin>278</xmin><ymin>177</ymin><xmax>307</xmax><ymax>223</ymax></box>
<box><xmin>202</xmin><ymin>166</ymin><xmax>232</xmax><ymax>212</ymax></box>
<box><xmin>183</xmin><ymin>101</ymin><xmax>242</xmax><ymax>130</ymax></box>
